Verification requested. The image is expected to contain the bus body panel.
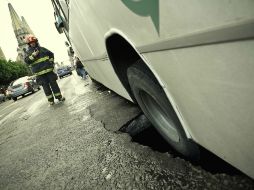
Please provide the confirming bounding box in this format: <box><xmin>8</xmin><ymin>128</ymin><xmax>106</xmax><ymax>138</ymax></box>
<box><xmin>55</xmin><ymin>0</ymin><xmax>254</xmax><ymax>178</ymax></box>
<box><xmin>143</xmin><ymin>40</ymin><xmax>254</xmax><ymax>177</ymax></box>
<box><xmin>69</xmin><ymin>0</ymin><xmax>254</xmax><ymax>58</ymax></box>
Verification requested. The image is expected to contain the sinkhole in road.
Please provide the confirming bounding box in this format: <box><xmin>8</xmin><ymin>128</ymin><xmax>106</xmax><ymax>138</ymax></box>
<box><xmin>119</xmin><ymin>114</ymin><xmax>243</xmax><ymax>176</ymax></box>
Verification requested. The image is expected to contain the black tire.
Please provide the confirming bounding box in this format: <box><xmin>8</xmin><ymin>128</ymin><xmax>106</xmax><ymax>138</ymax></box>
<box><xmin>12</xmin><ymin>97</ymin><xmax>17</xmax><ymax>101</ymax></box>
<box><xmin>127</xmin><ymin>61</ymin><xmax>200</xmax><ymax>160</ymax></box>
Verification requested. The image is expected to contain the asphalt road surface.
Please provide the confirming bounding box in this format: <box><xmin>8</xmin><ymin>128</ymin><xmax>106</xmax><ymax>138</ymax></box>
<box><xmin>0</xmin><ymin>73</ymin><xmax>253</xmax><ymax>190</ymax></box>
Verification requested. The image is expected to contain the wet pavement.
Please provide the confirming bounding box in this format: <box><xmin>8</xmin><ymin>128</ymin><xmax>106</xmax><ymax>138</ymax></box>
<box><xmin>0</xmin><ymin>73</ymin><xmax>253</xmax><ymax>189</ymax></box>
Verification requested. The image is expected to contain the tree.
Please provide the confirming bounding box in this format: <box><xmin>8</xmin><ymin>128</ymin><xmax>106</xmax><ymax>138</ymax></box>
<box><xmin>0</xmin><ymin>59</ymin><xmax>31</xmax><ymax>86</ymax></box>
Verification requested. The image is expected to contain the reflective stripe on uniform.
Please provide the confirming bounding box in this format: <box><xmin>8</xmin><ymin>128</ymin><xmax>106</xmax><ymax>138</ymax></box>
<box><xmin>46</xmin><ymin>94</ymin><xmax>53</xmax><ymax>99</ymax></box>
<box><xmin>49</xmin><ymin>58</ymin><xmax>54</xmax><ymax>62</ymax></box>
<box><xmin>29</xmin><ymin>55</ymin><xmax>34</xmax><ymax>60</ymax></box>
<box><xmin>31</xmin><ymin>56</ymin><xmax>49</xmax><ymax>65</ymax></box>
<box><xmin>34</xmin><ymin>68</ymin><xmax>54</xmax><ymax>76</ymax></box>
<box><xmin>54</xmin><ymin>92</ymin><xmax>61</xmax><ymax>97</ymax></box>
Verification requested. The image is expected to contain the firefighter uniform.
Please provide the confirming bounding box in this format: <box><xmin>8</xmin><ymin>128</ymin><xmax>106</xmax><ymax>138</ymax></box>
<box><xmin>24</xmin><ymin>35</ymin><xmax>64</xmax><ymax>104</ymax></box>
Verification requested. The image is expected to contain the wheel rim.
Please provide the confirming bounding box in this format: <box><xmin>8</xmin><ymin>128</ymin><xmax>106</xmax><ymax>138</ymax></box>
<box><xmin>139</xmin><ymin>90</ymin><xmax>180</xmax><ymax>142</ymax></box>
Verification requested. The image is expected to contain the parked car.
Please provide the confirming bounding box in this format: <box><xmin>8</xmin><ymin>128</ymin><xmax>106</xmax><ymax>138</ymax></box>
<box><xmin>9</xmin><ymin>76</ymin><xmax>41</xmax><ymax>101</ymax></box>
<box><xmin>57</xmin><ymin>66</ymin><xmax>72</xmax><ymax>79</ymax></box>
<box><xmin>5</xmin><ymin>89</ymin><xmax>12</xmax><ymax>100</ymax></box>
<box><xmin>0</xmin><ymin>93</ymin><xmax>6</xmax><ymax>103</ymax></box>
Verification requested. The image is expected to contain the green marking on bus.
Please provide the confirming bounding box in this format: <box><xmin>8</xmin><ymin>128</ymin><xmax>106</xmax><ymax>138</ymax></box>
<box><xmin>121</xmin><ymin>0</ymin><xmax>160</xmax><ymax>34</ymax></box>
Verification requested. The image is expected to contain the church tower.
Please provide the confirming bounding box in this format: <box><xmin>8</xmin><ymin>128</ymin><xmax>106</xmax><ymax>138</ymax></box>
<box><xmin>21</xmin><ymin>16</ymin><xmax>34</xmax><ymax>36</ymax></box>
<box><xmin>8</xmin><ymin>3</ymin><xmax>33</xmax><ymax>62</ymax></box>
<box><xmin>0</xmin><ymin>47</ymin><xmax>6</xmax><ymax>61</ymax></box>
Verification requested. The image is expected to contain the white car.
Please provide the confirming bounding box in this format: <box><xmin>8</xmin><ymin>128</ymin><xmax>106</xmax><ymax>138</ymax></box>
<box><xmin>0</xmin><ymin>93</ymin><xmax>6</xmax><ymax>103</ymax></box>
<box><xmin>9</xmin><ymin>76</ymin><xmax>40</xmax><ymax>101</ymax></box>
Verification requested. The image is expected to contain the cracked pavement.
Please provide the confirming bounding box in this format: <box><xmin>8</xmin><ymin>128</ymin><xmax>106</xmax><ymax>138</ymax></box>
<box><xmin>0</xmin><ymin>74</ymin><xmax>253</xmax><ymax>190</ymax></box>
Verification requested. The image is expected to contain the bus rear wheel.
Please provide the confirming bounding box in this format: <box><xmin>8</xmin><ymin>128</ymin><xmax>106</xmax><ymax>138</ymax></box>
<box><xmin>127</xmin><ymin>61</ymin><xmax>200</xmax><ymax>160</ymax></box>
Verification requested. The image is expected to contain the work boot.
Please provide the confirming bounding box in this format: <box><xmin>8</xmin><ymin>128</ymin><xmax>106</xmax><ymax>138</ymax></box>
<box><xmin>49</xmin><ymin>101</ymin><xmax>55</xmax><ymax>105</ymax></box>
<box><xmin>58</xmin><ymin>97</ymin><xmax>65</xmax><ymax>102</ymax></box>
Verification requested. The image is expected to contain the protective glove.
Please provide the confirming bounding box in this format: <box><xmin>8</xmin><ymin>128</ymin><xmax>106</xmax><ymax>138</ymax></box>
<box><xmin>32</xmin><ymin>49</ymin><xmax>39</xmax><ymax>57</ymax></box>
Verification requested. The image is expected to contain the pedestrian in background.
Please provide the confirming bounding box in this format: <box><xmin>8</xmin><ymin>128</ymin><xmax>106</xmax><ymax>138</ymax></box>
<box><xmin>65</xmin><ymin>41</ymin><xmax>75</xmax><ymax>68</ymax></box>
<box><xmin>74</xmin><ymin>56</ymin><xmax>88</xmax><ymax>79</ymax></box>
<box><xmin>24</xmin><ymin>34</ymin><xmax>65</xmax><ymax>105</ymax></box>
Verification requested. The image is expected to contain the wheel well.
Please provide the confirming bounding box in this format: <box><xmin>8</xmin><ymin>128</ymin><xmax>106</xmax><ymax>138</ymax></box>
<box><xmin>106</xmin><ymin>34</ymin><xmax>195</xmax><ymax>147</ymax></box>
<box><xmin>105</xmin><ymin>34</ymin><xmax>142</xmax><ymax>98</ymax></box>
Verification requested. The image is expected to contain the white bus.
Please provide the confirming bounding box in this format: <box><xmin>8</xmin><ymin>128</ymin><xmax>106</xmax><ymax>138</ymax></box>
<box><xmin>51</xmin><ymin>0</ymin><xmax>254</xmax><ymax>178</ymax></box>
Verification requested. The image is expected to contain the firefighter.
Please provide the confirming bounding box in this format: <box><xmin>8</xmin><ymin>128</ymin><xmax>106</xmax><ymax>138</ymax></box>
<box><xmin>24</xmin><ymin>34</ymin><xmax>65</xmax><ymax>105</ymax></box>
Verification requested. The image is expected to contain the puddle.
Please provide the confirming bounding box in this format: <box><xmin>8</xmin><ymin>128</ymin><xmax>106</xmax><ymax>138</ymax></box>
<box><xmin>26</xmin><ymin>99</ymin><xmax>44</xmax><ymax>117</ymax></box>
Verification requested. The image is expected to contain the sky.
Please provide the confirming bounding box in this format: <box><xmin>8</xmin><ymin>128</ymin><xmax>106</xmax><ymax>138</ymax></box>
<box><xmin>0</xmin><ymin>0</ymin><xmax>69</xmax><ymax>64</ymax></box>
